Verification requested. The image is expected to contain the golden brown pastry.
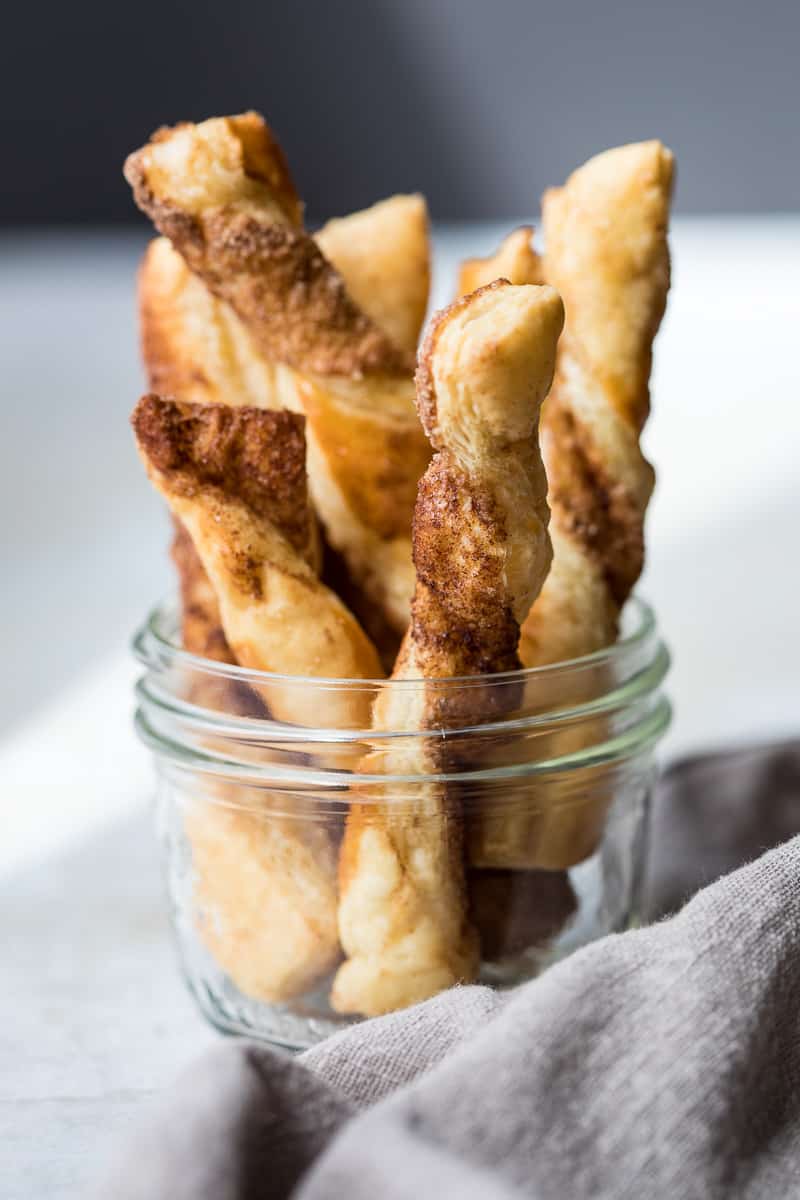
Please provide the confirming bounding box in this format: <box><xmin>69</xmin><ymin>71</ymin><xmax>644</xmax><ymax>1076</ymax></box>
<box><xmin>138</xmin><ymin>192</ymin><xmax>429</xmax><ymax>411</ymax></box>
<box><xmin>138</xmin><ymin>235</ymin><xmax>280</xmax><ymax>413</ymax></box>
<box><xmin>520</xmin><ymin>141</ymin><xmax>674</xmax><ymax>666</ymax></box>
<box><xmin>126</xmin><ymin>113</ymin><xmax>430</xmax><ymax>634</ymax></box>
<box><xmin>331</xmin><ymin>280</ymin><xmax>564</xmax><ymax>1017</ymax></box>
<box><xmin>459</xmin><ymin>142</ymin><xmax>673</xmax><ymax>872</ymax></box>
<box><xmin>131</xmin><ymin>395</ymin><xmax>382</xmax><ymax>715</ymax></box>
<box><xmin>186</xmin><ymin>799</ymin><xmax>341</xmax><ymax>1002</ymax></box>
<box><xmin>167</xmin><ymin>516</ymin><xmax>256</xmax><ymax>715</ymax></box>
<box><xmin>454</xmin><ymin>147</ymin><xmax>673</xmax><ymax>668</ymax></box>
<box><xmin>138</xmin><ymin>191</ymin><xmax>427</xmax><ymax>663</ymax></box>
<box><xmin>315</xmin><ymin>194</ymin><xmax>430</xmax><ymax>355</ymax></box>
<box><xmin>131</xmin><ymin>395</ymin><xmax>385</xmax><ymax>1004</ymax></box>
<box><xmin>457</xmin><ymin>225</ymin><xmax>543</xmax><ymax>295</ymax></box>
<box><xmin>124</xmin><ymin>112</ymin><xmax>408</xmax><ymax>378</ymax></box>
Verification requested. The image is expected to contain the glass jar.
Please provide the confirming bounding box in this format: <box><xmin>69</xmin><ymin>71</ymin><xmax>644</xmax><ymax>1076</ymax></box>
<box><xmin>133</xmin><ymin>596</ymin><xmax>670</xmax><ymax>1050</ymax></box>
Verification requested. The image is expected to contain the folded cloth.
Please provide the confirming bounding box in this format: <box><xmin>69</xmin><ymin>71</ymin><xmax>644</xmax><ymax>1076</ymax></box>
<box><xmin>99</xmin><ymin>741</ymin><xmax>800</xmax><ymax>1200</ymax></box>
<box><xmin>643</xmin><ymin>737</ymin><xmax>800</xmax><ymax>918</ymax></box>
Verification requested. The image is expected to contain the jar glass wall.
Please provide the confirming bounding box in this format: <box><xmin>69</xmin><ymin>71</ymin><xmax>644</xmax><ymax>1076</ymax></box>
<box><xmin>134</xmin><ymin>596</ymin><xmax>670</xmax><ymax>1050</ymax></box>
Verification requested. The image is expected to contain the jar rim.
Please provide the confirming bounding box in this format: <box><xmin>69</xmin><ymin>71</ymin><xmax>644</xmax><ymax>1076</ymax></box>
<box><xmin>132</xmin><ymin>594</ymin><xmax>671</xmax><ymax>786</ymax></box>
<box><xmin>134</xmin><ymin>593</ymin><xmax>658</xmax><ymax>690</ymax></box>
<box><xmin>134</xmin><ymin>697</ymin><xmax>671</xmax><ymax>792</ymax></box>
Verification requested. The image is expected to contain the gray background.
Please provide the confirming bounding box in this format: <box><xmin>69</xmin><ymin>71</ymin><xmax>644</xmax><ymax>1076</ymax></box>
<box><xmin>2</xmin><ymin>0</ymin><xmax>797</xmax><ymax>224</ymax></box>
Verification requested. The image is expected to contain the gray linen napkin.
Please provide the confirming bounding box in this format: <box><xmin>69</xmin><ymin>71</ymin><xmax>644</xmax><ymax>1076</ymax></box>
<box><xmin>643</xmin><ymin>737</ymin><xmax>800</xmax><ymax>918</ymax></box>
<box><xmin>100</xmin><ymin>741</ymin><xmax>800</xmax><ymax>1200</ymax></box>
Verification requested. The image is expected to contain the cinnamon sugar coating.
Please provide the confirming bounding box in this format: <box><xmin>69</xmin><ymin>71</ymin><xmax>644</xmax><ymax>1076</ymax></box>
<box><xmin>132</xmin><ymin>395</ymin><xmax>381</xmax><ymax>695</ymax></box>
<box><xmin>125</xmin><ymin>114</ymin><xmax>410</xmax><ymax>379</ymax></box>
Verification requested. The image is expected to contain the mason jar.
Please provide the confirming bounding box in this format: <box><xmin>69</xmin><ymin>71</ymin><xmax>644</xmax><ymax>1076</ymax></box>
<box><xmin>133</xmin><ymin>595</ymin><xmax>670</xmax><ymax>1050</ymax></box>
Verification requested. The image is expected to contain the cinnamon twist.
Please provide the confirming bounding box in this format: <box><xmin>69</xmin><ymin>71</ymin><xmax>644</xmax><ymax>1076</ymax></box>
<box><xmin>331</xmin><ymin>281</ymin><xmax>564</xmax><ymax>1017</ymax></box>
<box><xmin>131</xmin><ymin>396</ymin><xmax>383</xmax><ymax>1003</ymax></box>
<box><xmin>138</xmin><ymin>192</ymin><xmax>428</xmax><ymax>663</ymax></box>
<box><xmin>131</xmin><ymin>396</ymin><xmax>382</xmax><ymax>717</ymax></box>
<box><xmin>520</xmin><ymin>141</ymin><xmax>674</xmax><ymax>666</ymax></box>
<box><xmin>125</xmin><ymin>114</ymin><xmax>430</xmax><ymax>635</ymax></box>
<box><xmin>460</xmin><ymin>143</ymin><xmax>674</xmax><ymax>871</ymax></box>
<box><xmin>124</xmin><ymin>113</ymin><xmax>408</xmax><ymax>379</ymax></box>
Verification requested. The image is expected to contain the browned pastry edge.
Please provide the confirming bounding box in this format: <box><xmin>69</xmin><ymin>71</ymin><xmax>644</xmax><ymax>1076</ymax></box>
<box><xmin>127</xmin><ymin>116</ymin><xmax>427</xmax><ymax>637</ymax></box>
<box><xmin>413</xmin><ymin>280</ymin><xmax>548</xmax><ymax>682</ymax></box>
<box><xmin>140</xmin><ymin>109</ymin><xmax>304</xmax><ymax>218</ymax></box>
<box><xmin>453</xmin><ymin>225</ymin><xmax>645</xmax><ymax>605</ymax></box>
<box><xmin>517</xmin><ymin>140</ymin><xmax>673</xmax><ymax>672</ymax></box>
<box><xmin>295</xmin><ymin>374</ymin><xmax>428</xmax><ymax>541</ymax></box>
<box><xmin>414</xmin><ymin>283</ymin><xmax>480</xmax><ymax>448</ymax></box>
<box><xmin>124</xmin><ymin>114</ymin><xmax>413</xmax><ymax>379</ymax></box>
<box><xmin>315</xmin><ymin>193</ymin><xmax>431</xmax><ymax>356</ymax></box>
<box><xmin>170</xmin><ymin>516</ymin><xmax>234</xmax><ymax>663</ymax></box>
<box><xmin>133</xmin><ymin>395</ymin><xmax>312</xmax><ymax>564</ymax></box>
<box><xmin>214</xmin><ymin>111</ymin><xmax>304</xmax><ymax>226</ymax></box>
<box><xmin>136</xmin><ymin>243</ymin><xmax>217</xmax><ymax>404</ymax></box>
<box><xmin>133</xmin><ymin>393</ymin><xmax>383</xmax><ymax>693</ymax></box>
<box><xmin>542</xmin><ymin>398</ymin><xmax>647</xmax><ymax>607</ymax></box>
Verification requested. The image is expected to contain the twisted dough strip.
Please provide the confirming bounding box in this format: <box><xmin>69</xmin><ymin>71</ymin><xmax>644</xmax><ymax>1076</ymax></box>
<box><xmin>124</xmin><ymin>112</ymin><xmax>409</xmax><ymax>378</ymax></box>
<box><xmin>168</xmin><ymin>517</ymin><xmax>268</xmax><ymax>717</ymax></box>
<box><xmin>132</xmin><ymin>396</ymin><xmax>382</xmax><ymax>1003</ymax></box>
<box><xmin>520</xmin><ymin>141</ymin><xmax>674</xmax><ymax>666</ymax></box>
<box><xmin>131</xmin><ymin>395</ymin><xmax>381</xmax><ymax>707</ymax></box>
<box><xmin>126</xmin><ymin>113</ymin><xmax>430</xmax><ymax>634</ymax></box>
<box><xmin>185</xmin><ymin>798</ymin><xmax>341</xmax><ymax>1004</ymax></box>
<box><xmin>138</xmin><ymin>191</ymin><xmax>429</xmax><ymax>661</ymax></box>
<box><xmin>456</xmin><ymin>228</ymin><xmax>582</xmax><ymax>910</ymax></box>
<box><xmin>455</xmin><ymin>146</ymin><xmax>673</xmax><ymax>665</ymax></box>
<box><xmin>138</xmin><ymin>194</ymin><xmax>429</xmax><ymax>410</ymax></box>
<box><xmin>331</xmin><ymin>281</ymin><xmax>564</xmax><ymax>1017</ymax></box>
<box><xmin>460</xmin><ymin>143</ymin><xmax>674</xmax><ymax>870</ymax></box>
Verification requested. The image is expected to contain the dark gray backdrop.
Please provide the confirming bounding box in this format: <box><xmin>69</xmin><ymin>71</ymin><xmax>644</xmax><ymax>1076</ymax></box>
<box><xmin>2</xmin><ymin>0</ymin><xmax>797</xmax><ymax>223</ymax></box>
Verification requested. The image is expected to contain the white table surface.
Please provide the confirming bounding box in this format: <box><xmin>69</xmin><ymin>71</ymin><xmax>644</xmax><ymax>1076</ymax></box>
<box><xmin>2</xmin><ymin>220</ymin><xmax>800</xmax><ymax>1195</ymax></box>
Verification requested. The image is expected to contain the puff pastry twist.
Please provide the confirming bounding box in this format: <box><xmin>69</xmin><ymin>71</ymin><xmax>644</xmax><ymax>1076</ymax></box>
<box><xmin>332</xmin><ymin>280</ymin><xmax>564</xmax><ymax>1017</ymax></box>
<box><xmin>138</xmin><ymin>191</ymin><xmax>427</xmax><ymax>662</ymax></box>
<box><xmin>131</xmin><ymin>396</ymin><xmax>381</xmax><ymax>717</ymax></box>
<box><xmin>520</xmin><ymin>141</ymin><xmax>674</xmax><ymax>666</ymax></box>
<box><xmin>455</xmin><ymin>145</ymin><xmax>673</xmax><ymax>667</ymax></box>
<box><xmin>131</xmin><ymin>396</ymin><xmax>384</xmax><ymax>1001</ymax></box>
<box><xmin>458</xmin><ymin>143</ymin><xmax>673</xmax><ymax>870</ymax></box>
<box><xmin>125</xmin><ymin>113</ymin><xmax>430</xmax><ymax>635</ymax></box>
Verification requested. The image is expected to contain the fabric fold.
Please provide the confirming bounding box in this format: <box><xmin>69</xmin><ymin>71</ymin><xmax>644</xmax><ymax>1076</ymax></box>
<box><xmin>97</xmin><ymin>743</ymin><xmax>800</xmax><ymax>1200</ymax></box>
